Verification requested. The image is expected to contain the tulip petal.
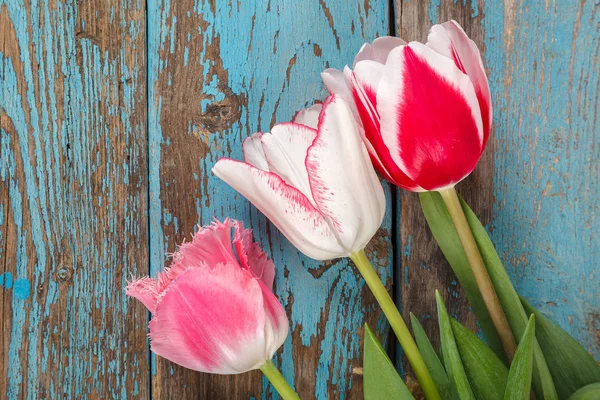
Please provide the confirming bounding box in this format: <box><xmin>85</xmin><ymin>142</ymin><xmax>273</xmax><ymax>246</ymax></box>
<box><xmin>353</xmin><ymin>36</ymin><xmax>406</xmax><ymax>66</ymax></box>
<box><xmin>260</xmin><ymin>123</ymin><xmax>317</xmax><ymax>202</ymax></box>
<box><xmin>306</xmin><ymin>95</ymin><xmax>386</xmax><ymax>251</ymax></box>
<box><xmin>127</xmin><ymin>219</ymin><xmax>253</xmax><ymax>312</ymax></box>
<box><xmin>232</xmin><ymin>220</ymin><xmax>275</xmax><ymax>290</ymax></box>
<box><xmin>322</xmin><ymin>68</ymin><xmax>353</xmax><ymax>104</ymax></box>
<box><xmin>126</xmin><ymin>276</ymin><xmax>169</xmax><ymax>313</ymax></box>
<box><xmin>149</xmin><ymin>265</ymin><xmax>272</xmax><ymax>374</ymax></box>
<box><xmin>378</xmin><ymin>42</ymin><xmax>484</xmax><ymax>191</ymax></box>
<box><xmin>292</xmin><ymin>103</ymin><xmax>322</xmax><ymax>129</ymax></box>
<box><xmin>345</xmin><ymin>65</ymin><xmax>423</xmax><ymax>191</ymax></box>
<box><xmin>427</xmin><ymin>20</ymin><xmax>492</xmax><ymax>145</ymax></box>
<box><xmin>259</xmin><ymin>283</ymin><xmax>290</xmax><ymax>362</ymax></box>
<box><xmin>213</xmin><ymin>159</ymin><xmax>346</xmax><ymax>260</ymax></box>
<box><xmin>243</xmin><ymin>133</ymin><xmax>269</xmax><ymax>171</ymax></box>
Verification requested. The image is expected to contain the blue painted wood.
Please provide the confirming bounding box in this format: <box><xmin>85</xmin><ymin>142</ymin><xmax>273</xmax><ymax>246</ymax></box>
<box><xmin>146</xmin><ymin>0</ymin><xmax>392</xmax><ymax>399</ymax></box>
<box><xmin>483</xmin><ymin>0</ymin><xmax>599</xmax><ymax>360</ymax></box>
<box><xmin>2</xmin><ymin>0</ymin><xmax>598</xmax><ymax>398</ymax></box>
<box><xmin>396</xmin><ymin>0</ymin><xmax>599</xmax><ymax>370</ymax></box>
<box><xmin>0</xmin><ymin>0</ymin><xmax>149</xmax><ymax>398</ymax></box>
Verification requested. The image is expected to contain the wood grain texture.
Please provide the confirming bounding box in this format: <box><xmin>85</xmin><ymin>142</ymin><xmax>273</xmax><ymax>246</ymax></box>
<box><xmin>395</xmin><ymin>0</ymin><xmax>599</xmax><ymax>363</ymax></box>
<box><xmin>0</xmin><ymin>0</ymin><xmax>149</xmax><ymax>398</ymax></box>
<box><xmin>483</xmin><ymin>0</ymin><xmax>599</xmax><ymax>360</ymax></box>
<box><xmin>2</xmin><ymin>0</ymin><xmax>598</xmax><ymax>398</ymax></box>
<box><xmin>147</xmin><ymin>1</ymin><xmax>392</xmax><ymax>399</ymax></box>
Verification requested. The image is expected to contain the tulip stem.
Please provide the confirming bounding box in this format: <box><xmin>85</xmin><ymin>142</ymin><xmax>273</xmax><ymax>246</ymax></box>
<box><xmin>260</xmin><ymin>359</ymin><xmax>300</xmax><ymax>400</ymax></box>
<box><xmin>438</xmin><ymin>187</ymin><xmax>517</xmax><ymax>361</ymax></box>
<box><xmin>350</xmin><ymin>250</ymin><xmax>441</xmax><ymax>400</ymax></box>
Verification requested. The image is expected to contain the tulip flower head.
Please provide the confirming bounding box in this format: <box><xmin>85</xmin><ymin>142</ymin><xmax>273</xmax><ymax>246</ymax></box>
<box><xmin>322</xmin><ymin>20</ymin><xmax>492</xmax><ymax>192</ymax></box>
<box><xmin>212</xmin><ymin>95</ymin><xmax>386</xmax><ymax>261</ymax></box>
<box><xmin>126</xmin><ymin>219</ymin><xmax>288</xmax><ymax>374</ymax></box>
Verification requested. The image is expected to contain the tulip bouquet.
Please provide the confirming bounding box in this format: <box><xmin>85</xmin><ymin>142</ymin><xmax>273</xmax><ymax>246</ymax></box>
<box><xmin>127</xmin><ymin>20</ymin><xmax>600</xmax><ymax>400</ymax></box>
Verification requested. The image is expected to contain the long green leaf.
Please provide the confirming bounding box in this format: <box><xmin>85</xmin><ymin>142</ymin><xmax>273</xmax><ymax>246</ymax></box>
<box><xmin>504</xmin><ymin>315</ymin><xmax>536</xmax><ymax>400</ymax></box>
<box><xmin>410</xmin><ymin>313</ymin><xmax>453</xmax><ymax>398</ymax></box>
<box><xmin>363</xmin><ymin>323</ymin><xmax>415</xmax><ymax>400</ymax></box>
<box><xmin>419</xmin><ymin>192</ymin><xmax>504</xmax><ymax>359</ymax></box>
<box><xmin>435</xmin><ymin>291</ymin><xmax>475</xmax><ymax>400</ymax></box>
<box><xmin>451</xmin><ymin>319</ymin><xmax>508</xmax><ymax>400</ymax></box>
<box><xmin>568</xmin><ymin>383</ymin><xmax>600</xmax><ymax>400</ymax></box>
<box><xmin>521</xmin><ymin>297</ymin><xmax>600</xmax><ymax>399</ymax></box>
<box><xmin>420</xmin><ymin>191</ymin><xmax>558</xmax><ymax>400</ymax></box>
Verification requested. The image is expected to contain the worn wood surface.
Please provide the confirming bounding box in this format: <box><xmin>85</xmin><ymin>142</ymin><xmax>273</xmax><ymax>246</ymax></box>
<box><xmin>0</xmin><ymin>0</ymin><xmax>149</xmax><ymax>398</ymax></box>
<box><xmin>395</xmin><ymin>0</ymin><xmax>600</xmax><ymax>364</ymax></box>
<box><xmin>146</xmin><ymin>1</ymin><xmax>392</xmax><ymax>399</ymax></box>
<box><xmin>1</xmin><ymin>0</ymin><xmax>598</xmax><ymax>399</ymax></box>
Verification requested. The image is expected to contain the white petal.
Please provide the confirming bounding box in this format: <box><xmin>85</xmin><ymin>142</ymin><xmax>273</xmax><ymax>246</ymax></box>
<box><xmin>242</xmin><ymin>133</ymin><xmax>269</xmax><ymax>171</ymax></box>
<box><xmin>306</xmin><ymin>96</ymin><xmax>386</xmax><ymax>253</ymax></box>
<box><xmin>322</xmin><ymin>68</ymin><xmax>353</xmax><ymax>103</ymax></box>
<box><xmin>352</xmin><ymin>59</ymin><xmax>386</xmax><ymax>96</ymax></box>
<box><xmin>292</xmin><ymin>103</ymin><xmax>322</xmax><ymax>129</ymax></box>
<box><xmin>212</xmin><ymin>159</ymin><xmax>347</xmax><ymax>260</ymax></box>
<box><xmin>260</xmin><ymin>123</ymin><xmax>316</xmax><ymax>203</ymax></box>
<box><xmin>353</xmin><ymin>36</ymin><xmax>406</xmax><ymax>66</ymax></box>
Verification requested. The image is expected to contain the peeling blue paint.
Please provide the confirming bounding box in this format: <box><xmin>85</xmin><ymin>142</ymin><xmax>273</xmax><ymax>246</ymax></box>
<box><xmin>0</xmin><ymin>272</ymin><xmax>14</xmax><ymax>289</ymax></box>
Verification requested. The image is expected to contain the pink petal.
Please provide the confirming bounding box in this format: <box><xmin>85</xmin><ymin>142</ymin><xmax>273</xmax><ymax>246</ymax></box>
<box><xmin>126</xmin><ymin>253</ymin><xmax>202</xmax><ymax>314</ymax></box>
<box><xmin>292</xmin><ymin>103</ymin><xmax>322</xmax><ymax>129</ymax></box>
<box><xmin>426</xmin><ymin>20</ymin><xmax>492</xmax><ymax>146</ymax></box>
<box><xmin>149</xmin><ymin>264</ymin><xmax>286</xmax><ymax>374</ymax></box>
<box><xmin>127</xmin><ymin>219</ymin><xmax>252</xmax><ymax>312</ymax></box>
<box><xmin>306</xmin><ymin>95</ymin><xmax>386</xmax><ymax>252</ymax></box>
<box><xmin>212</xmin><ymin>159</ymin><xmax>346</xmax><ymax>260</ymax></box>
<box><xmin>260</xmin><ymin>123</ymin><xmax>317</xmax><ymax>202</ymax></box>
<box><xmin>232</xmin><ymin>220</ymin><xmax>275</xmax><ymax>290</ymax></box>
<box><xmin>353</xmin><ymin>36</ymin><xmax>406</xmax><ymax>66</ymax></box>
<box><xmin>126</xmin><ymin>276</ymin><xmax>168</xmax><ymax>313</ymax></box>
<box><xmin>163</xmin><ymin>220</ymin><xmax>240</xmax><ymax>293</ymax></box>
<box><xmin>378</xmin><ymin>42</ymin><xmax>484</xmax><ymax>191</ymax></box>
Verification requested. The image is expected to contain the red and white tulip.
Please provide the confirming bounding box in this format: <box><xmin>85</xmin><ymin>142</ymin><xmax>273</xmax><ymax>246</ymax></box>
<box><xmin>212</xmin><ymin>95</ymin><xmax>386</xmax><ymax>261</ymax></box>
<box><xmin>322</xmin><ymin>20</ymin><xmax>492</xmax><ymax>192</ymax></box>
<box><xmin>126</xmin><ymin>219</ymin><xmax>288</xmax><ymax>374</ymax></box>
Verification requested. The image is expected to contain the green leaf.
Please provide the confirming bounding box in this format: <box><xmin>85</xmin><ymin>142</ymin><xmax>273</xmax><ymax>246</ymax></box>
<box><xmin>420</xmin><ymin>191</ymin><xmax>558</xmax><ymax>400</ymax></box>
<box><xmin>435</xmin><ymin>291</ymin><xmax>476</xmax><ymax>400</ymax></box>
<box><xmin>363</xmin><ymin>323</ymin><xmax>415</xmax><ymax>400</ymax></box>
<box><xmin>451</xmin><ymin>319</ymin><xmax>508</xmax><ymax>400</ymax></box>
<box><xmin>419</xmin><ymin>192</ymin><xmax>504</xmax><ymax>359</ymax></box>
<box><xmin>410</xmin><ymin>313</ymin><xmax>453</xmax><ymax>399</ymax></box>
<box><xmin>504</xmin><ymin>315</ymin><xmax>536</xmax><ymax>400</ymax></box>
<box><xmin>568</xmin><ymin>383</ymin><xmax>600</xmax><ymax>400</ymax></box>
<box><xmin>521</xmin><ymin>297</ymin><xmax>600</xmax><ymax>399</ymax></box>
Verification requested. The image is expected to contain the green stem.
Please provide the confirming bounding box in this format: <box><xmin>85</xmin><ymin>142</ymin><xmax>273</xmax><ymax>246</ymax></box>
<box><xmin>260</xmin><ymin>359</ymin><xmax>300</xmax><ymax>400</ymax></box>
<box><xmin>350</xmin><ymin>250</ymin><xmax>441</xmax><ymax>400</ymax></box>
<box><xmin>438</xmin><ymin>186</ymin><xmax>517</xmax><ymax>361</ymax></box>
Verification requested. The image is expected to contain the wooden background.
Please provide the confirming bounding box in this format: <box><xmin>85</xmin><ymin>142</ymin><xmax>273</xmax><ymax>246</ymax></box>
<box><xmin>1</xmin><ymin>0</ymin><xmax>598</xmax><ymax>398</ymax></box>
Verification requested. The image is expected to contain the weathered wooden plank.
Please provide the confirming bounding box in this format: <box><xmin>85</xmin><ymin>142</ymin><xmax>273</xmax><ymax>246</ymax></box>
<box><xmin>394</xmin><ymin>0</ymin><xmax>489</xmax><ymax>368</ymax></box>
<box><xmin>482</xmin><ymin>0</ymin><xmax>599</xmax><ymax>360</ymax></box>
<box><xmin>395</xmin><ymin>0</ymin><xmax>599</xmax><ymax>364</ymax></box>
<box><xmin>147</xmin><ymin>0</ymin><xmax>392</xmax><ymax>398</ymax></box>
<box><xmin>0</xmin><ymin>0</ymin><xmax>149</xmax><ymax>398</ymax></box>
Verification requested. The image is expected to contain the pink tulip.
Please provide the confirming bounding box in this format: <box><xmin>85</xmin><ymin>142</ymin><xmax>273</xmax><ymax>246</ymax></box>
<box><xmin>126</xmin><ymin>219</ymin><xmax>289</xmax><ymax>374</ymax></box>
<box><xmin>322</xmin><ymin>20</ymin><xmax>492</xmax><ymax>192</ymax></box>
<box><xmin>212</xmin><ymin>95</ymin><xmax>386</xmax><ymax>261</ymax></box>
